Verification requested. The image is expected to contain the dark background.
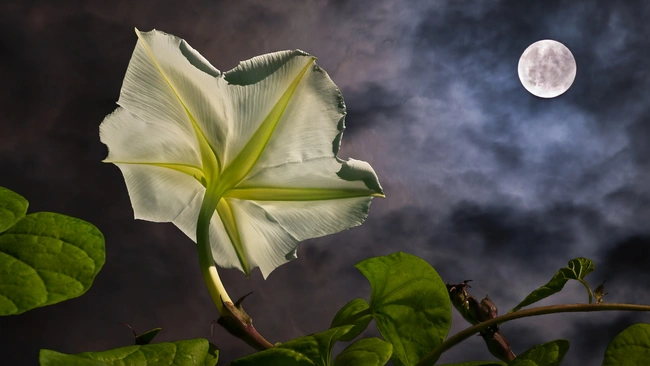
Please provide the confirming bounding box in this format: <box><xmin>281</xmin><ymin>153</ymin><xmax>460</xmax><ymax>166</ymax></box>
<box><xmin>1</xmin><ymin>0</ymin><xmax>649</xmax><ymax>364</ymax></box>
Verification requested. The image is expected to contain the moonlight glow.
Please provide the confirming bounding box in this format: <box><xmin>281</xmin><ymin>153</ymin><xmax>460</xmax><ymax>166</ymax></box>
<box><xmin>518</xmin><ymin>40</ymin><xmax>577</xmax><ymax>98</ymax></box>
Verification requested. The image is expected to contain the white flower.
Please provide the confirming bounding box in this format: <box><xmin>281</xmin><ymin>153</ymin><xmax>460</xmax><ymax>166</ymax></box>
<box><xmin>100</xmin><ymin>29</ymin><xmax>383</xmax><ymax>278</ymax></box>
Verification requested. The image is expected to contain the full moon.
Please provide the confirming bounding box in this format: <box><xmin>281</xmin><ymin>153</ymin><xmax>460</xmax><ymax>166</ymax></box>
<box><xmin>518</xmin><ymin>40</ymin><xmax>576</xmax><ymax>98</ymax></box>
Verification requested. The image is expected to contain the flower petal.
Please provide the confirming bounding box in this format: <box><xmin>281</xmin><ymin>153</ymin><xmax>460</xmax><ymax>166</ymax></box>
<box><xmin>224</xmin><ymin>158</ymin><xmax>382</xmax><ymax>277</ymax></box>
<box><xmin>217</xmin><ymin>51</ymin><xmax>319</xmax><ymax>187</ymax></box>
<box><xmin>223</xmin><ymin>50</ymin><xmax>347</xmax><ymax>185</ymax></box>
<box><xmin>119</xmin><ymin>29</ymin><xmax>229</xmax><ymax>177</ymax></box>
<box><xmin>100</xmin><ymin>107</ymin><xmax>205</xmax><ymax>183</ymax></box>
<box><xmin>218</xmin><ymin>195</ymin><xmax>375</xmax><ymax>279</ymax></box>
<box><xmin>113</xmin><ymin>164</ymin><xmax>204</xmax><ymax>224</ymax></box>
<box><xmin>251</xmin><ymin>196</ymin><xmax>373</xmax><ymax>246</ymax></box>
<box><xmin>226</xmin><ymin>198</ymin><xmax>299</xmax><ymax>279</ymax></box>
<box><xmin>235</xmin><ymin>158</ymin><xmax>383</xmax><ymax>194</ymax></box>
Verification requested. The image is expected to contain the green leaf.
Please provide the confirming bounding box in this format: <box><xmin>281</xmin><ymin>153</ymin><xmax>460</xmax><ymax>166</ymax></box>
<box><xmin>136</xmin><ymin>328</ymin><xmax>162</xmax><ymax>345</ymax></box>
<box><xmin>356</xmin><ymin>252</ymin><xmax>452</xmax><ymax>366</ymax></box>
<box><xmin>330</xmin><ymin>298</ymin><xmax>373</xmax><ymax>342</ymax></box>
<box><xmin>603</xmin><ymin>323</ymin><xmax>650</xmax><ymax>366</ymax></box>
<box><xmin>509</xmin><ymin>339</ymin><xmax>569</xmax><ymax>366</ymax></box>
<box><xmin>230</xmin><ymin>347</ymin><xmax>315</xmax><ymax>366</ymax></box>
<box><xmin>437</xmin><ymin>362</ymin><xmax>506</xmax><ymax>366</ymax></box>
<box><xmin>0</xmin><ymin>212</ymin><xmax>105</xmax><ymax>315</ymax></box>
<box><xmin>332</xmin><ymin>338</ymin><xmax>392</xmax><ymax>366</ymax></box>
<box><xmin>0</xmin><ymin>186</ymin><xmax>28</xmax><ymax>234</ymax></box>
<box><xmin>39</xmin><ymin>338</ymin><xmax>219</xmax><ymax>366</ymax></box>
<box><xmin>510</xmin><ymin>258</ymin><xmax>595</xmax><ymax>312</ymax></box>
<box><xmin>232</xmin><ymin>326</ymin><xmax>354</xmax><ymax>366</ymax></box>
<box><xmin>280</xmin><ymin>326</ymin><xmax>354</xmax><ymax>366</ymax></box>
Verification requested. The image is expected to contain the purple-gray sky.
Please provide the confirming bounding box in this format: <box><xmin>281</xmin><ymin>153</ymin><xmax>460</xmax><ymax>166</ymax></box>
<box><xmin>1</xmin><ymin>0</ymin><xmax>649</xmax><ymax>364</ymax></box>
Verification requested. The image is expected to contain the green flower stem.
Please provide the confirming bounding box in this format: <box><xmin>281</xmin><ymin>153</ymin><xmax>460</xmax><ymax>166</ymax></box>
<box><xmin>416</xmin><ymin>303</ymin><xmax>650</xmax><ymax>366</ymax></box>
<box><xmin>197</xmin><ymin>193</ymin><xmax>231</xmax><ymax>315</ymax></box>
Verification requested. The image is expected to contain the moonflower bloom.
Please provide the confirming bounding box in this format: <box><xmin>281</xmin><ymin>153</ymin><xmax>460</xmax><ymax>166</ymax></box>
<box><xmin>100</xmin><ymin>29</ymin><xmax>383</xmax><ymax>279</ymax></box>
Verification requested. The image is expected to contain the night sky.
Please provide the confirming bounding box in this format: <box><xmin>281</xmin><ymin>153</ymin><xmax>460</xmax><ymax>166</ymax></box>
<box><xmin>1</xmin><ymin>0</ymin><xmax>649</xmax><ymax>365</ymax></box>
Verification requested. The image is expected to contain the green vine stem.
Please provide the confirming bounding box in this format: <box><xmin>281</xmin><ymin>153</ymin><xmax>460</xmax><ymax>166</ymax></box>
<box><xmin>416</xmin><ymin>303</ymin><xmax>650</xmax><ymax>366</ymax></box>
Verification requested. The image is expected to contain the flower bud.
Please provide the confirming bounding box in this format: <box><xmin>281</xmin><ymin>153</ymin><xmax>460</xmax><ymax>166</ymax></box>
<box><xmin>478</xmin><ymin>295</ymin><xmax>498</xmax><ymax>322</ymax></box>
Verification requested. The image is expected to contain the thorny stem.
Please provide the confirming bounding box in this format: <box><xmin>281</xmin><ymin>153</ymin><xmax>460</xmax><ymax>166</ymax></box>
<box><xmin>415</xmin><ymin>303</ymin><xmax>650</xmax><ymax>366</ymax></box>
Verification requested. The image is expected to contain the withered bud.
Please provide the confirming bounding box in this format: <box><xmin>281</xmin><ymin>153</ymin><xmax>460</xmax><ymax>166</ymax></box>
<box><xmin>478</xmin><ymin>295</ymin><xmax>499</xmax><ymax>322</ymax></box>
<box><xmin>447</xmin><ymin>280</ymin><xmax>482</xmax><ymax>325</ymax></box>
<box><xmin>448</xmin><ymin>282</ymin><xmax>516</xmax><ymax>362</ymax></box>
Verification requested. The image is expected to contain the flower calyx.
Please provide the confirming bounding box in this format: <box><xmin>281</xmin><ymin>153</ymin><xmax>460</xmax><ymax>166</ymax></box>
<box><xmin>215</xmin><ymin>292</ymin><xmax>273</xmax><ymax>351</ymax></box>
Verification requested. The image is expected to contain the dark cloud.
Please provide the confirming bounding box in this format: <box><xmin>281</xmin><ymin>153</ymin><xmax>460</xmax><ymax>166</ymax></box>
<box><xmin>342</xmin><ymin>82</ymin><xmax>408</xmax><ymax>135</ymax></box>
<box><xmin>568</xmin><ymin>313</ymin><xmax>644</xmax><ymax>363</ymax></box>
<box><xmin>451</xmin><ymin>202</ymin><xmax>574</xmax><ymax>265</ymax></box>
<box><xmin>627</xmin><ymin>109</ymin><xmax>650</xmax><ymax>168</ymax></box>
<box><xmin>601</xmin><ymin>235</ymin><xmax>650</xmax><ymax>286</ymax></box>
<box><xmin>463</xmin><ymin>124</ymin><xmax>525</xmax><ymax>170</ymax></box>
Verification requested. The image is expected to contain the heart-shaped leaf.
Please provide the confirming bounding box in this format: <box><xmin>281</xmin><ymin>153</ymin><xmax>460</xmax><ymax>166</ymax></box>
<box><xmin>510</xmin><ymin>258</ymin><xmax>595</xmax><ymax>312</ymax></box>
<box><xmin>0</xmin><ymin>186</ymin><xmax>28</xmax><ymax>234</ymax></box>
<box><xmin>0</xmin><ymin>209</ymin><xmax>105</xmax><ymax>316</ymax></box>
<box><xmin>437</xmin><ymin>362</ymin><xmax>506</xmax><ymax>366</ymax></box>
<box><xmin>40</xmin><ymin>338</ymin><xmax>218</xmax><ymax>365</ymax></box>
<box><xmin>603</xmin><ymin>323</ymin><xmax>650</xmax><ymax>366</ymax></box>
<box><xmin>332</xmin><ymin>338</ymin><xmax>392</xmax><ymax>366</ymax></box>
<box><xmin>232</xmin><ymin>326</ymin><xmax>353</xmax><ymax>366</ymax></box>
<box><xmin>509</xmin><ymin>339</ymin><xmax>569</xmax><ymax>366</ymax></box>
<box><xmin>330</xmin><ymin>298</ymin><xmax>372</xmax><ymax>342</ymax></box>
<box><xmin>230</xmin><ymin>347</ymin><xmax>315</xmax><ymax>366</ymax></box>
<box><xmin>356</xmin><ymin>252</ymin><xmax>452</xmax><ymax>366</ymax></box>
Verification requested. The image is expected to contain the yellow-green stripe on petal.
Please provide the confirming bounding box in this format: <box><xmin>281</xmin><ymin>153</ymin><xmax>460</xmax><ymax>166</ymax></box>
<box><xmin>105</xmin><ymin>161</ymin><xmax>207</xmax><ymax>187</ymax></box>
<box><xmin>216</xmin><ymin>198</ymin><xmax>250</xmax><ymax>276</ymax></box>
<box><xmin>216</xmin><ymin>58</ymin><xmax>315</xmax><ymax>196</ymax></box>
<box><xmin>134</xmin><ymin>29</ymin><xmax>221</xmax><ymax>184</ymax></box>
<box><xmin>225</xmin><ymin>187</ymin><xmax>384</xmax><ymax>201</ymax></box>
